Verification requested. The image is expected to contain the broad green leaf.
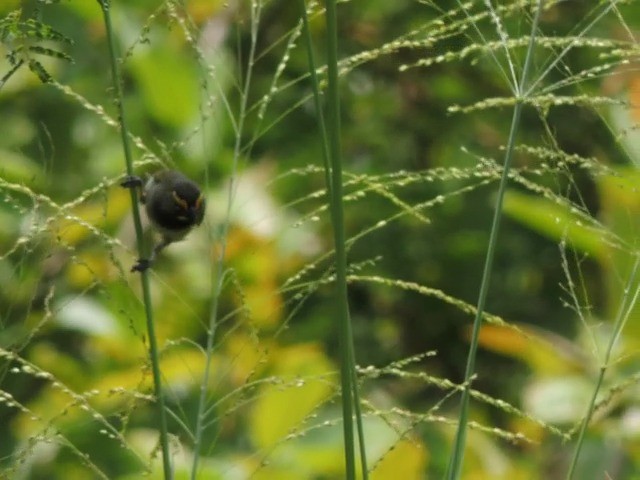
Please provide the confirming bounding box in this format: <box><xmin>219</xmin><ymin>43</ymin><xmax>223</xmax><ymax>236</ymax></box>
<box><xmin>129</xmin><ymin>48</ymin><xmax>199</xmax><ymax>128</ymax></box>
<box><xmin>597</xmin><ymin>167</ymin><xmax>640</xmax><ymax>340</ymax></box>
<box><xmin>503</xmin><ymin>189</ymin><xmax>607</xmax><ymax>260</ymax></box>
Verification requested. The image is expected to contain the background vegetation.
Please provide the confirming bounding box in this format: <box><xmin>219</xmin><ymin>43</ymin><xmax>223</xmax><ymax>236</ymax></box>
<box><xmin>2</xmin><ymin>0</ymin><xmax>640</xmax><ymax>478</ymax></box>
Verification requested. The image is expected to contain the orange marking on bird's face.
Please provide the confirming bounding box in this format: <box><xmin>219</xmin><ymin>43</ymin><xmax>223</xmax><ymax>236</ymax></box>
<box><xmin>195</xmin><ymin>194</ymin><xmax>204</xmax><ymax>210</ymax></box>
<box><xmin>172</xmin><ymin>190</ymin><xmax>188</xmax><ymax>210</ymax></box>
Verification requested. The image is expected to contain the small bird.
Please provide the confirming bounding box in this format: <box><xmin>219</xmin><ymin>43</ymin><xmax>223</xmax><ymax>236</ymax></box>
<box><xmin>121</xmin><ymin>170</ymin><xmax>205</xmax><ymax>272</ymax></box>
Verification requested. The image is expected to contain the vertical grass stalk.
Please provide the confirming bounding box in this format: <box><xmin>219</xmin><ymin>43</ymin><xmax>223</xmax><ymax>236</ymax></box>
<box><xmin>324</xmin><ymin>0</ymin><xmax>366</xmax><ymax>477</ymax></box>
<box><xmin>324</xmin><ymin>0</ymin><xmax>362</xmax><ymax>477</ymax></box>
<box><xmin>566</xmin><ymin>254</ymin><xmax>640</xmax><ymax>479</ymax></box>
<box><xmin>190</xmin><ymin>2</ymin><xmax>262</xmax><ymax>478</ymax></box>
<box><xmin>445</xmin><ymin>2</ymin><xmax>543</xmax><ymax>478</ymax></box>
<box><xmin>97</xmin><ymin>1</ymin><xmax>172</xmax><ymax>478</ymax></box>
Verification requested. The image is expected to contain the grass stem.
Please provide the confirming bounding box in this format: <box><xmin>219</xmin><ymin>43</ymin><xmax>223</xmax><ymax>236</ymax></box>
<box><xmin>97</xmin><ymin>1</ymin><xmax>172</xmax><ymax>478</ymax></box>
<box><xmin>324</xmin><ymin>0</ymin><xmax>360</xmax><ymax>477</ymax></box>
<box><xmin>566</xmin><ymin>254</ymin><xmax>640</xmax><ymax>479</ymax></box>
<box><xmin>445</xmin><ymin>2</ymin><xmax>543</xmax><ymax>478</ymax></box>
<box><xmin>190</xmin><ymin>2</ymin><xmax>261</xmax><ymax>478</ymax></box>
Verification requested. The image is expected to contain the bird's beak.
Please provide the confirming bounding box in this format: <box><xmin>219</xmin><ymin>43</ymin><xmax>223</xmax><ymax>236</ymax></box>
<box><xmin>187</xmin><ymin>207</ymin><xmax>197</xmax><ymax>224</ymax></box>
<box><xmin>191</xmin><ymin>195</ymin><xmax>204</xmax><ymax>225</ymax></box>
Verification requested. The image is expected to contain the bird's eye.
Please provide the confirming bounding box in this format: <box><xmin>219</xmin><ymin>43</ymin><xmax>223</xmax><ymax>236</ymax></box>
<box><xmin>172</xmin><ymin>190</ymin><xmax>188</xmax><ymax>210</ymax></box>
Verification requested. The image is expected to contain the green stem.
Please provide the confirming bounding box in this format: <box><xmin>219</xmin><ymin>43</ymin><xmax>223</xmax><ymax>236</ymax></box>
<box><xmin>0</xmin><ymin>60</ymin><xmax>24</xmax><ymax>92</ymax></box>
<box><xmin>324</xmin><ymin>0</ymin><xmax>358</xmax><ymax>478</ymax></box>
<box><xmin>299</xmin><ymin>4</ymin><xmax>367</xmax><ymax>475</ymax></box>
<box><xmin>566</xmin><ymin>254</ymin><xmax>640</xmax><ymax>479</ymax></box>
<box><xmin>350</xmin><ymin>337</ymin><xmax>368</xmax><ymax>478</ymax></box>
<box><xmin>298</xmin><ymin>1</ymin><xmax>332</xmax><ymax>199</ymax></box>
<box><xmin>97</xmin><ymin>1</ymin><xmax>172</xmax><ymax>478</ymax></box>
<box><xmin>445</xmin><ymin>2</ymin><xmax>542</xmax><ymax>479</ymax></box>
<box><xmin>190</xmin><ymin>2</ymin><xmax>261</xmax><ymax>478</ymax></box>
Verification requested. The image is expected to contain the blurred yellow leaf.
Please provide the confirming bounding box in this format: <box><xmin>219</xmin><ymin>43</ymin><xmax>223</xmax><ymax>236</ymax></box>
<box><xmin>186</xmin><ymin>0</ymin><xmax>227</xmax><ymax>24</ymax></box>
<box><xmin>226</xmin><ymin>227</ymin><xmax>285</xmax><ymax>328</ymax></box>
<box><xmin>249</xmin><ymin>344</ymin><xmax>336</xmax><ymax>449</ymax></box>
<box><xmin>66</xmin><ymin>251</ymin><xmax>114</xmax><ymax>287</ymax></box>
<box><xmin>0</xmin><ymin>1</ymin><xmax>20</xmax><ymax>14</ymax></box>
<box><xmin>244</xmin><ymin>283</ymin><xmax>283</xmax><ymax>328</ymax></box>
<box><xmin>92</xmin><ymin>348</ymin><xmax>219</xmax><ymax>404</ymax></box>
<box><xmin>54</xmin><ymin>187</ymin><xmax>131</xmax><ymax>245</ymax></box>
<box><xmin>371</xmin><ymin>438</ymin><xmax>428</xmax><ymax>480</ymax></box>
<box><xmin>224</xmin><ymin>332</ymin><xmax>271</xmax><ymax>385</ymax></box>
<box><xmin>471</xmin><ymin>324</ymin><xmax>585</xmax><ymax>375</ymax></box>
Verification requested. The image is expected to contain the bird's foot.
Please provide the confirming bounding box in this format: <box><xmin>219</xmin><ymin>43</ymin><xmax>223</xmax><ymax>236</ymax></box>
<box><xmin>121</xmin><ymin>175</ymin><xmax>143</xmax><ymax>189</ymax></box>
<box><xmin>131</xmin><ymin>258</ymin><xmax>152</xmax><ymax>273</ymax></box>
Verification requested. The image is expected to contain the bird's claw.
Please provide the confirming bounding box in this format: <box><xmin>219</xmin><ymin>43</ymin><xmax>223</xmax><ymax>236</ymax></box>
<box><xmin>121</xmin><ymin>175</ymin><xmax>143</xmax><ymax>189</ymax></box>
<box><xmin>131</xmin><ymin>258</ymin><xmax>152</xmax><ymax>272</ymax></box>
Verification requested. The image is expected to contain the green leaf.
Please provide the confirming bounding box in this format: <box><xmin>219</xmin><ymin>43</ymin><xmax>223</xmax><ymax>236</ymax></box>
<box><xmin>129</xmin><ymin>47</ymin><xmax>199</xmax><ymax>128</ymax></box>
<box><xmin>503</xmin><ymin>189</ymin><xmax>608</xmax><ymax>260</ymax></box>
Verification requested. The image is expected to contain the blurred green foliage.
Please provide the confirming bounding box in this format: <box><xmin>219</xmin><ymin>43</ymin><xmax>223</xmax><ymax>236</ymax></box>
<box><xmin>2</xmin><ymin>1</ymin><xmax>640</xmax><ymax>479</ymax></box>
